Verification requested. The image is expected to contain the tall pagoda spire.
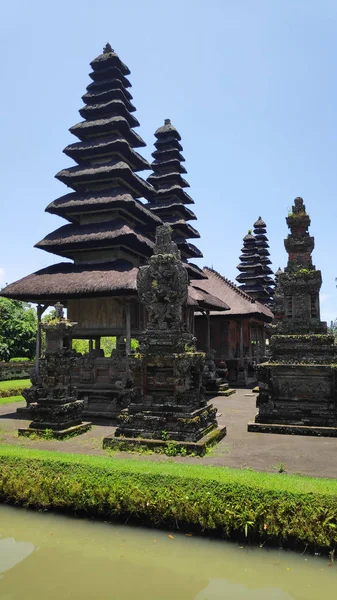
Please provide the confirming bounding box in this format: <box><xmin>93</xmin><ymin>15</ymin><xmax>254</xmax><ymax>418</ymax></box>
<box><xmin>253</xmin><ymin>216</ymin><xmax>274</xmax><ymax>304</ymax></box>
<box><xmin>38</xmin><ymin>44</ymin><xmax>160</xmax><ymax>265</ymax></box>
<box><xmin>146</xmin><ymin>119</ymin><xmax>205</xmax><ymax>279</ymax></box>
<box><xmin>236</xmin><ymin>232</ymin><xmax>270</xmax><ymax>302</ymax></box>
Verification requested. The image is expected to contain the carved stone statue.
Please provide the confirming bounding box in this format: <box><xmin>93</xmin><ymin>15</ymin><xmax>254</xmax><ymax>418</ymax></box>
<box><xmin>137</xmin><ymin>224</ymin><xmax>188</xmax><ymax>330</ymax></box>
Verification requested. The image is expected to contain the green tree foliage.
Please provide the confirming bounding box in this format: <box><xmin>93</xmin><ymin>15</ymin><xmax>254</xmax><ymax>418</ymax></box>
<box><xmin>0</xmin><ymin>298</ymin><xmax>37</xmax><ymax>361</ymax></box>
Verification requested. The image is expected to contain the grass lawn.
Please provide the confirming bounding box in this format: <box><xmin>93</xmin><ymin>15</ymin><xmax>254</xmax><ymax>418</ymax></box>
<box><xmin>0</xmin><ymin>395</ymin><xmax>24</xmax><ymax>405</ymax></box>
<box><xmin>0</xmin><ymin>379</ymin><xmax>30</xmax><ymax>399</ymax></box>
<box><xmin>0</xmin><ymin>379</ymin><xmax>30</xmax><ymax>390</ymax></box>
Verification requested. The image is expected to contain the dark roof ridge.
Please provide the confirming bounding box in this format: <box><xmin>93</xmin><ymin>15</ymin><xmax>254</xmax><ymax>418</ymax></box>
<box><xmin>204</xmin><ymin>266</ymin><xmax>256</xmax><ymax>303</ymax></box>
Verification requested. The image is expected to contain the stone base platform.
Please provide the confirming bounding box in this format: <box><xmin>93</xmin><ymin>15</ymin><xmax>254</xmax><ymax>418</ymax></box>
<box><xmin>18</xmin><ymin>422</ymin><xmax>92</xmax><ymax>439</ymax></box>
<box><xmin>248</xmin><ymin>421</ymin><xmax>337</xmax><ymax>437</ymax></box>
<box><xmin>103</xmin><ymin>425</ymin><xmax>226</xmax><ymax>456</ymax></box>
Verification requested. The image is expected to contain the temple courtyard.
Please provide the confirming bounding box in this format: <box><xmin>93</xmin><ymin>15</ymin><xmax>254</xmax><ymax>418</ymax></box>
<box><xmin>1</xmin><ymin>389</ymin><xmax>337</xmax><ymax>479</ymax></box>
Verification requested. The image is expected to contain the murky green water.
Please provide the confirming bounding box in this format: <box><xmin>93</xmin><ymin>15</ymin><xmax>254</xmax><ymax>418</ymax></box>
<box><xmin>0</xmin><ymin>505</ymin><xmax>336</xmax><ymax>599</ymax></box>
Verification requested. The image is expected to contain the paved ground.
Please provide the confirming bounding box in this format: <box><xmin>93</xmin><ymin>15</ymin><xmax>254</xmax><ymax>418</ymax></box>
<box><xmin>1</xmin><ymin>390</ymin><xmax>337</xmax><ymax>478</ymax></box>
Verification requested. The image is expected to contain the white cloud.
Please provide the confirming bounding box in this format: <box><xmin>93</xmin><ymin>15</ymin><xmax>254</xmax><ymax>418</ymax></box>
<box><xmin>0</xmin><ymin>268</ymin><xmax>5</xmax><ymax>286</ymax></box>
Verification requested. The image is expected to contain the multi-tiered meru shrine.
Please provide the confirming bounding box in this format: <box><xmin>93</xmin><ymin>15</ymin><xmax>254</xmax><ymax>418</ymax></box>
<box><xmin>249</xmin><ymin>197</ymin><xmax>337</xmax><ymax>437</ymax></box>
<box><xmin>2</xmin><ymin>45</ymin><xmax>228</xmax><ymax>419</ymax></box>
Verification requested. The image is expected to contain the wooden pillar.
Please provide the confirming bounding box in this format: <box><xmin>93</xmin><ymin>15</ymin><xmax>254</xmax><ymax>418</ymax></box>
<box><xmin>94</xmin><ymin>336</ymin><xmax>100</xmax><ymax>350</ymax></box>
<box><xmin>89</xmin><ymin>339</ymin><xmax>94</xmax><ymax>353</ymax></box>
<box><xmin>205</xmin><ymin>310</ymin><xmax>211</xmax><ymax>353</ymax></box>
<box><xmin>239</xmin><ymin>320</ymin><xmax>244</xmax><ymax>368</ymax></box>
<box><xmin>256</xmin><ymin>327</ymin><xmax>260</xmax><ymax>363</ymax></box>
<box><xmin>125</xmin><ymin>301</ymin><xmax>131</xmax><ymax>355</ymax></box>
<box><xmin>261</xmin><ymin>326</ymin><xmax>266</xmax><ymax>360</ymax></box>
<box><xmin>35</xmin><ymin>305</ymin><xmax>43</xmax><ymax>373</ymax></box>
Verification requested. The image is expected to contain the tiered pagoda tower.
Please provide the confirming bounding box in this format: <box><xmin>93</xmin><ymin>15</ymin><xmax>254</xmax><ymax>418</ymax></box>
<box><xmin>236</xmin><ymin>233</ymin><xmax>269</xmax><ymax>302</ymax></box>
<box><xmin>42</xmin><ymin>43</ymin><xmax>160</xmax><ymax>271</ymax></box>
<box><xmin>146</xmin><ymin>119</ymin><xmax>205</xmax><ymax>279</ymax></box>
<box><xmin>253</xmin><ymin>217</ymin><xmax>274</xmax><ymax>304</ymax></box>
<box><xmin>249</xmin><ymin>197</ymin><xmax>337</xmax><ymax>436</ymax></box>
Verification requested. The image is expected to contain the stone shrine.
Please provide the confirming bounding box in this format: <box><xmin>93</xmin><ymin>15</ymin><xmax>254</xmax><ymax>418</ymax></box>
<box><xmin>103</xmin><ymin>225</ymin><xmax>226</xmax><ymax>454</ymax></box>
<box><xmin>248</xmin><ymin>198</ymin><xmax>337</xmax><ymax>436</ymax></box>
<box><xmin>19</xmin><ymin>306</ymin><xmax>90</xmax><ymax>438</ymax></box>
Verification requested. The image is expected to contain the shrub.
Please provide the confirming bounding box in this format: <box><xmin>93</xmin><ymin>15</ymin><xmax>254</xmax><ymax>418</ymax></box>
<box><xmin>0</xmin><ymin>446</ymin><xmax>337</xmax><ymax>552</ymax></box>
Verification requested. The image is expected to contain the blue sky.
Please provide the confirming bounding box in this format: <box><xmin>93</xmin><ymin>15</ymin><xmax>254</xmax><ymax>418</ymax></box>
<box><xmin>1</xmin><ymin>0</ymin><xmax>337</xmax><ymax>322</ymax></box>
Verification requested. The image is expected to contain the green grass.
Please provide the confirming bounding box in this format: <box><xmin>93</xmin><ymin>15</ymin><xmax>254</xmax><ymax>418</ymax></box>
<box><xmin>0</xmin><ymin>395</ymin><xmax>24</xmax><ymax>405</ymax></box>
<box><xmin>0</xmin><ymin>379</ymin><xmax>30</xmax><ymax>390</ymax></box>
<box><xmin>0</xmin><ymin>379</ymin><xmax>30</xmax><ymax>398</ymax></box>
<box><xmin>1</xmin><ymin>445</ymin><xmax>337</xmax><ymax>551</ymax></box>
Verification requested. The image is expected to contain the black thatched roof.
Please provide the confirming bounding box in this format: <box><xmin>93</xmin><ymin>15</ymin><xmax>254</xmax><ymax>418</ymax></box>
<box><xmin>46</xmin><ymin>188</ymin><xmax>161</xmax><ymax>227</ymax></box>
<box><xmin>36</xmin><ymin>220</ymin><xmax>155</xmax><ymax>259</ymax></box>
<box><xmin>69</xmin><ymin>116</ymin><xmax>146</xmax><ymax>146</ymax></box>
<box><xmin>1</xmin><ymin>261</ymin><xmax>140</xmax><ymax>302</ymax></box>
<box><xmin>55</xmin><ymin>160</ymin><xmax>153</xmax><ymax>198</ymax></box>
<box><xmin>192</xmin><ymin>268</ymin><xmax>274</xmax><ymax>321</ymax></box>
<box><xmin>1</xmin><ymin>262</ymin><xmax>224</xmax><ymax>310</ymax></box>
<box><xmin>148</xmin><ymin>200</ymin><xmax>197</xmax><ymax>221</ymax></box>
<box><xmin>63</xmin><ymin>136</ymin><xmax>150</xmax><ymax>171</ymax></box>
<box><xmin>154</xmin><ymin>119</ymin><xmax>182</xmax><ymax>140</ymax></box>
<box><xmin>151</xmin><ymin>185</ymin><xmax>194</xmax><ymax>205</ymax></box>
<box><xmin>79</xmin><ymin>99</ymin><xmax>139</xmax><ymax>125</ymax></box>
<box><xmin>90</xmin><ymin>45</ymin><xmax>130</xmax><ymax>76</ymax></box>
<box><xmin>82</xmin><ymin>86</ymin><xmax>134</xmax><ymax>109</ymax></box>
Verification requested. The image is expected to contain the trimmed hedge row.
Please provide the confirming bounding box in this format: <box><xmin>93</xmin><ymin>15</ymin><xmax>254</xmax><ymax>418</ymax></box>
<box><xmin>0</xmin><ymin>446</ymin><xmax>337</xmax><ymax>552</ymax></box>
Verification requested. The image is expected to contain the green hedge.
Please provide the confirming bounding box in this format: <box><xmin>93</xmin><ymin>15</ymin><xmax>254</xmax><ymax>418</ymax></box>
<box><xmin>0</xmin><ymin>379</ymin><xmax>30</xmax><ymax>398</ymax></box>
<box><xmin>0</xmin><ymin>446</ymin><xmax>337</xmax><ymax>552</ymax></box>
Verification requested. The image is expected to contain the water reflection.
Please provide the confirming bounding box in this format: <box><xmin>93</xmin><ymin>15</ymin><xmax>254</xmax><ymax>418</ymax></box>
<box><xmin>0</xmin><ymin>538</ymin><xmax>35</xmax><ymax>575</ymax></box>
<box><xmin>197</xmin><ymin>579</ymin><xmax>294</xmax><ymax>599</ymax></box>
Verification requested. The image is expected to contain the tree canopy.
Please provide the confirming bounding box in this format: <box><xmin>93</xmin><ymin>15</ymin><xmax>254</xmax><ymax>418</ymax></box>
<box><xmin>0</xmin><ymin>298</ymin><xmax>37</xmax><ymax>361</ymax></box>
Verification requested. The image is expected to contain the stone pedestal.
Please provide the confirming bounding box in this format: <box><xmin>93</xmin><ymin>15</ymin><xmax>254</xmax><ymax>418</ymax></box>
<box><xmin>103</xmin><ymin>224</ymin><xmax>225</xmax><ymax>455</ymax></box>
<box><xmin>19</xmin><ymin>317</ymin><xmax>90</xmax><ymax>438</ymax></box>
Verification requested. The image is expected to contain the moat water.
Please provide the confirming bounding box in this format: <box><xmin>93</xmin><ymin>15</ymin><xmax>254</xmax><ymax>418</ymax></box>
<box><xmin>0</xmin><ymin>505</ymin><xmax>336</xmax><ymax>599</ymax></box>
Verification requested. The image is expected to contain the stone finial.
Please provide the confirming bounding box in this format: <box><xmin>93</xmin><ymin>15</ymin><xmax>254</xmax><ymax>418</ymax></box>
<box><xmin>154</xmin><ymin>223</ymin><xmax>180</xmax><ymax>257</ymax></box>
<box><xmin>54</xmin><ymin>302</ymin><xmax>65</xmax><ymax>320</ymax></box>
<box><xmin>103</xmin><ymin>43</ymin><xmax>114</xmax><ymax>54</ymax></box>
<box><xmin>164</xmin><ymin>118</ymin><xmax>171</xmax><ymax>125</ymax></box>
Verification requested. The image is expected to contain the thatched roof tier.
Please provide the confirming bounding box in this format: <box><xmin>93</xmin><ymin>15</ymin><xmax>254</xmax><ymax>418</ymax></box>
<box><xmin>154</xmin><ymin>137</ymin><xmax>183</xmax><ymax>151</ymax></box>
<box><xmin>151</xmin><ymin>158</ymin><xmax>187</xmax><ymax>174</ymax></box>
<box><xmin>55</xmin><ymin>160</ymin><xmax>153</xmax><ymax>198</ymax></box>
<box><xmin>151</xmin><ymin>148</ymin><xmax>185</xmax><ymax>162</ymax></box>
<box><xmin>188</xmin><ymin>285</ymin><xmax>229</xmax><ymax>311</ymax></box>
<box><xmin>1</xmin><ymin>262</ymin><xmax>216</xmax><ymax>306</ymax></box>
<box><xmin>46</xmin><ymin>188</ymin><xmax>161</xmax><ymax>226</ymax></box>
<box><xmin>147</xmin><ymin>171</ymin><xmax>190</xmax><ymax>189</ymax></box>
<box><xmin>69</xmin><ymin>116</ymin><xmax>146</xmax><ymax>146</ymax></box>
<box><xmin>1</xmin><ymin>261</ymin><xmax>139</xmax><ymax>302</ymax></box>
<box><xmin>35</xmin><ymin>221</ymin><xmax>154</xmax><ymax>259</ymax></box>
<box><xmin>150</xmin><ymin>186</ymin><xmax>194</xmax><ymax>205</ymax></box>
<box><xmin>154</xmin><ymin>120</ymin><xmax>181</xmax><ymax>140</ymax></box>
<box><xmin>79</xmin><ymin>99</ymin><xmax>139</xmax><ymax>125</ymax></box>
<box><xmin>148</xmin><ymin>200</ymin><xmax>196</xmax><ymax>221</ymax></box>
<box><xmin>90</xmin><ymin>45</ymin><xmax>130</xmax><ymax>75</ymax></box>
<box><xmin>192</xmin><ymin>268</ymin><xmax>273</xmax><ymax>320</ymax></box>
<box><xmin>160</xmin><ymin>218</ymin><xmax>200</xmax><ymax>239</ymax></box>
<box><xmin>82</xmin><ymin>85</ymin><xmax>134</xmax><ymax>109</ymax></box>
<box><xmin>252</xmin><ymin>216</ymin><xmax>274</xmax><ymax>304</ymax></box>
<box><xmin>89</xmin><ymin>67</ymin><xmax>131</xmax><ymax>88</ymax></box>
<box><xmin>184</xmin><ymin>261</ymin><xmax>207</xmax><ymax>280</ymax></box>
<box><xmin>63</xmin><ymin>136</ymin><xmax>151</xmax><ymax>171</ymax></box>
<box><xmin>173</xmin><ymin>239</ymin><xmax>203</xmax><ymax>259</ymax></box>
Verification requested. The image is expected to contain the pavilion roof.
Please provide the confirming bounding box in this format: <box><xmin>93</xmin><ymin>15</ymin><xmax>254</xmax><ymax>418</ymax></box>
<box><xmin>192</xmin><ymin>268</ymin><xmax>273</xmax><ymax>320</ymax></box>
